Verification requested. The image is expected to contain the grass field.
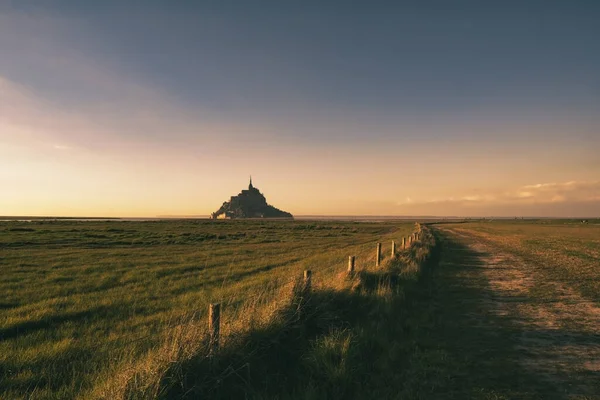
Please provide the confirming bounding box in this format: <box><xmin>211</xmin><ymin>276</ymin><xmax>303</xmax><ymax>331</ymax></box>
<box><xmin>0</xmin><ymin>219</ymin><xmax>415</xmax><ymax>399</ymax></box>
<box><xmin>3</xmin><ymin>219</ymin><xmax>599</xmax><ymax>399</ymax></box>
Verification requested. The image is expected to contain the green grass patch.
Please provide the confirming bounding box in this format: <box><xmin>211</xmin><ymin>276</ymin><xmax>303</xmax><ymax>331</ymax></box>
<box><xmin>95</xmin><ymin>225</ymin><xmax>436</xmax><ymax>399</ymax></box>
<box><xmin>0</xmin><ymin>219</ymin><xmax>414</xmax><ymax>399</ymax></box>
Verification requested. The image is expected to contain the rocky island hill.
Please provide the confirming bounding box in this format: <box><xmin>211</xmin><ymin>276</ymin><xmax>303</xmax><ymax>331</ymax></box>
<box><xmin>210</xmin><ymin>178</ymin><xmax>293</xmax><ymax>219</ymax></box>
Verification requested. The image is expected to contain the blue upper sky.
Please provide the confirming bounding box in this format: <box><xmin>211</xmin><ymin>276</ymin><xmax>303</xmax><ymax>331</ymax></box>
<box><xmin>4</xmin><ymin>1</ymin><xmax>599</xmax><ymax>125</ymax></box>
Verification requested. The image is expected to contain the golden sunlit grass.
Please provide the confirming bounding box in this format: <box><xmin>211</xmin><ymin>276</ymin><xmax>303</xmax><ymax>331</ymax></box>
<box><xmin>0</xmin><ymin>219</ymin><xmax>417</xmax><ymax>399</ymax></box>
<box><xmin>87</xmin><ymin>225</ymin><xmax>436</xmax><ymax>399</ymax></box>
<box><xmin>11</xmin><ymin>219</ymin><xmax>596</xmax><ymax>398</ymax></box>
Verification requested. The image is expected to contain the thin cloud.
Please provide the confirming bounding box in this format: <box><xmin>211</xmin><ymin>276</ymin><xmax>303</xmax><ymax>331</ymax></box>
<box><xmin>524</xmin><ymin>181</ymin><xmax>579</xmax><ymax>190</ymax></box>
<box><xmin>0</xmin><ymin>73</ymin><xmax>282</xmax><ymax>155</ymax></box>
<box><xmin>516</xmin><ymin>191</ymin><xmax>533</xmax><ymax>198</ymax></box>
<box><xmin>403</xmin><ymin>181</ymin><xmax>600</xmax><ymax>207</ymax></box>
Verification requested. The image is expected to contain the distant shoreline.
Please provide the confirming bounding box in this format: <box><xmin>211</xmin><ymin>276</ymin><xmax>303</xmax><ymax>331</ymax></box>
<box><xmin>1</xmin><ymin>215</ymin><xmax>596</xmax><ymax>222</ymax></box>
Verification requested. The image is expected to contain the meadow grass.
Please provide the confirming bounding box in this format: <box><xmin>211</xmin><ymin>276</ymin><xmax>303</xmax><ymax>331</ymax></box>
<box><xmin>90</xmin><ymin>224</ymin><xmax>436</xmax><ymax>399</ymax></box>
<box><xmin>0</xmin><ymin>219</ymin><xmax>415</xmax><ymax>399</ymax></box>
<box><xmin>5</xmin><ymin>219</ymin><xmax>595</xmax><ymax>399</ymax></box>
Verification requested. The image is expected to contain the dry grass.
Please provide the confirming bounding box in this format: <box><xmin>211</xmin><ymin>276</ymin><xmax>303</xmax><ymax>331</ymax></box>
<box><xmin>0</xmin><ymin>219</ymin><xmax>417</xmax><ymax>399</ymax></box>
<box><xmin>85</xmin><ymin>224</ymin><xmax>436</xmax><ymax>399</ymax></box>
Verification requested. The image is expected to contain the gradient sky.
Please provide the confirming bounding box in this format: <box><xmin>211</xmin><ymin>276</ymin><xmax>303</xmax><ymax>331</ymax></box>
<box><xmin>1</xmin><ymin>1</ymin><xmax>599</xmax><ymax>217</ymax></box>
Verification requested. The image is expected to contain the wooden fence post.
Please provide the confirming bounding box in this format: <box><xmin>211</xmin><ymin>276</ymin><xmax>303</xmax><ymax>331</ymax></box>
<box><xmin>391</xmin><ymin>240</ymin><xmax>396</xmax><ymax>257</ymax></box>
<box><xmin>402</xmin><ymin>237</ymin><xmax>406</xmax><ymax>249</ymax></box>
<box><xmin>376</xmin><ymin>243</ymin><xmax>382</xmax><ymax>267</ymax></box>
<box><xmin>209</xmin><ymin>303</ymin><xmax>221</xmax><ymax>355</ymax></box>
<box><xmin>348</xmin><ymin>256</ymin><xmax>355</xmax><ymax>274</ymax></box>
<box><xmin>303</xmin><ymin>270</ymin><xmax>312</xmax><ymax>294</ymax></box>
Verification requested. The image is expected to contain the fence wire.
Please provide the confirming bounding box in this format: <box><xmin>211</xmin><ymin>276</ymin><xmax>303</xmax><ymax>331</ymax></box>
<box><xmin>22</xmin><ymin>228</ymin><xmax>423</xmax><ymax>382</ymax></box>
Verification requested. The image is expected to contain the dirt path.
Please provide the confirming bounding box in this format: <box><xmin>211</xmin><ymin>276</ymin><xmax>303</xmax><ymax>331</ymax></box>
<box><xmin>438</xmin><ymin>227</ymin><xmax>600</xmax><ymax>398</ymax></box>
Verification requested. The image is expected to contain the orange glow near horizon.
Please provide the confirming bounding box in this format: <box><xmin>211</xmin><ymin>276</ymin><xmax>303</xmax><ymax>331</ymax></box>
<box><xmin>2</xmin><ymin>102</ymin><xmax>599</xmax><ymax>218</ymax></box>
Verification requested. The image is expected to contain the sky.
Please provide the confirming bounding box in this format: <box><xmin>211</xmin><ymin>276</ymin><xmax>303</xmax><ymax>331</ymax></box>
<box><xmin>1</xmin><ymin>1</ymin><xmax>599</xmax><ymax>217</ymax></box>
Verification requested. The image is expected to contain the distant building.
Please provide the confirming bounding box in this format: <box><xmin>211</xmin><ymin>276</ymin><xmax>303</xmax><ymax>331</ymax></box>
<box><xmin>210</xmin><ymin>177</ymin><xmax>293</xmax><ymax>219</ymax></box>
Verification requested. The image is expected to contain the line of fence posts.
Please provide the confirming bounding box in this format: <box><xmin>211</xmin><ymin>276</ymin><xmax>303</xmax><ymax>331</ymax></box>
<box><xmin>399</xmin><ymin>230</ymin><xmax>421</xmax><ymax>253</ymax></box>
<box><xmin>205</xmin><ymin>228</ymin><xmax>427</xmax><ymax>356</ymax></box>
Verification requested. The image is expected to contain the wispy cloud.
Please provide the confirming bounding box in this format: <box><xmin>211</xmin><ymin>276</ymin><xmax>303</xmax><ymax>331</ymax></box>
<box><xmin>0</xmin><ymin>70</ymin><xmax>286</xmax><ymax>157</ymax></box>
<box><xmin>513</xmin><ymin>181</ymin><xmax>600</xmax><ymax>203</ymax></box>
<box><xmin>402</xmin><ymin>180</ymin><xmax>600</xmax><ymax>207</ymax></box>
<box><xmin>523</xmin><ymin>181</ymin><xmax>578</xmax><ymax>189</ymax></box>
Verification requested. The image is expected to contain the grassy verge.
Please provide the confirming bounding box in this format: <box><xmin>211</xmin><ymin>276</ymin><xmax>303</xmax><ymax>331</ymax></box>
<box><xmin>396</xmin><ymin>225</ymin><xmax>600</xmax><ymax>399</ymax></box>
<box><xmin>92</xmin><ymin>225</ymin><xmax>438</xmax><ymax>399</ymax></box>
<box><xmin>440</xmin><ymin>221</ymin><xmax>600</xmax><ymax>304</ymax></box>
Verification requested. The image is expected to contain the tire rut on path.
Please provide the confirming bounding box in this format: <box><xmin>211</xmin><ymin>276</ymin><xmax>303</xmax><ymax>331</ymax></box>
<box><xmin>439</xmin><ymin>227</ymin><xmax>600</xmax><ymax>398</ymax></box>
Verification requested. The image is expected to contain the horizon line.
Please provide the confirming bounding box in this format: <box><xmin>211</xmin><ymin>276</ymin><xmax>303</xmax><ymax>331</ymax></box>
<box><xmin>1</xmin><ymin>215</ymin><xmax>597</xmax><ymax>220</ymax></box>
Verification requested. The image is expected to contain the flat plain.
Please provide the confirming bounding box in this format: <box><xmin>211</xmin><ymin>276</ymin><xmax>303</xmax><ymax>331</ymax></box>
<box><xmin>0</xmin><ymin>219</ymin><xmax>413</xmax><ymax>399</ymax></box>
<box><xmin>2</xmin><ymin>219</ymin><xmax>599</xmax><ymax>399</ymax></box>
